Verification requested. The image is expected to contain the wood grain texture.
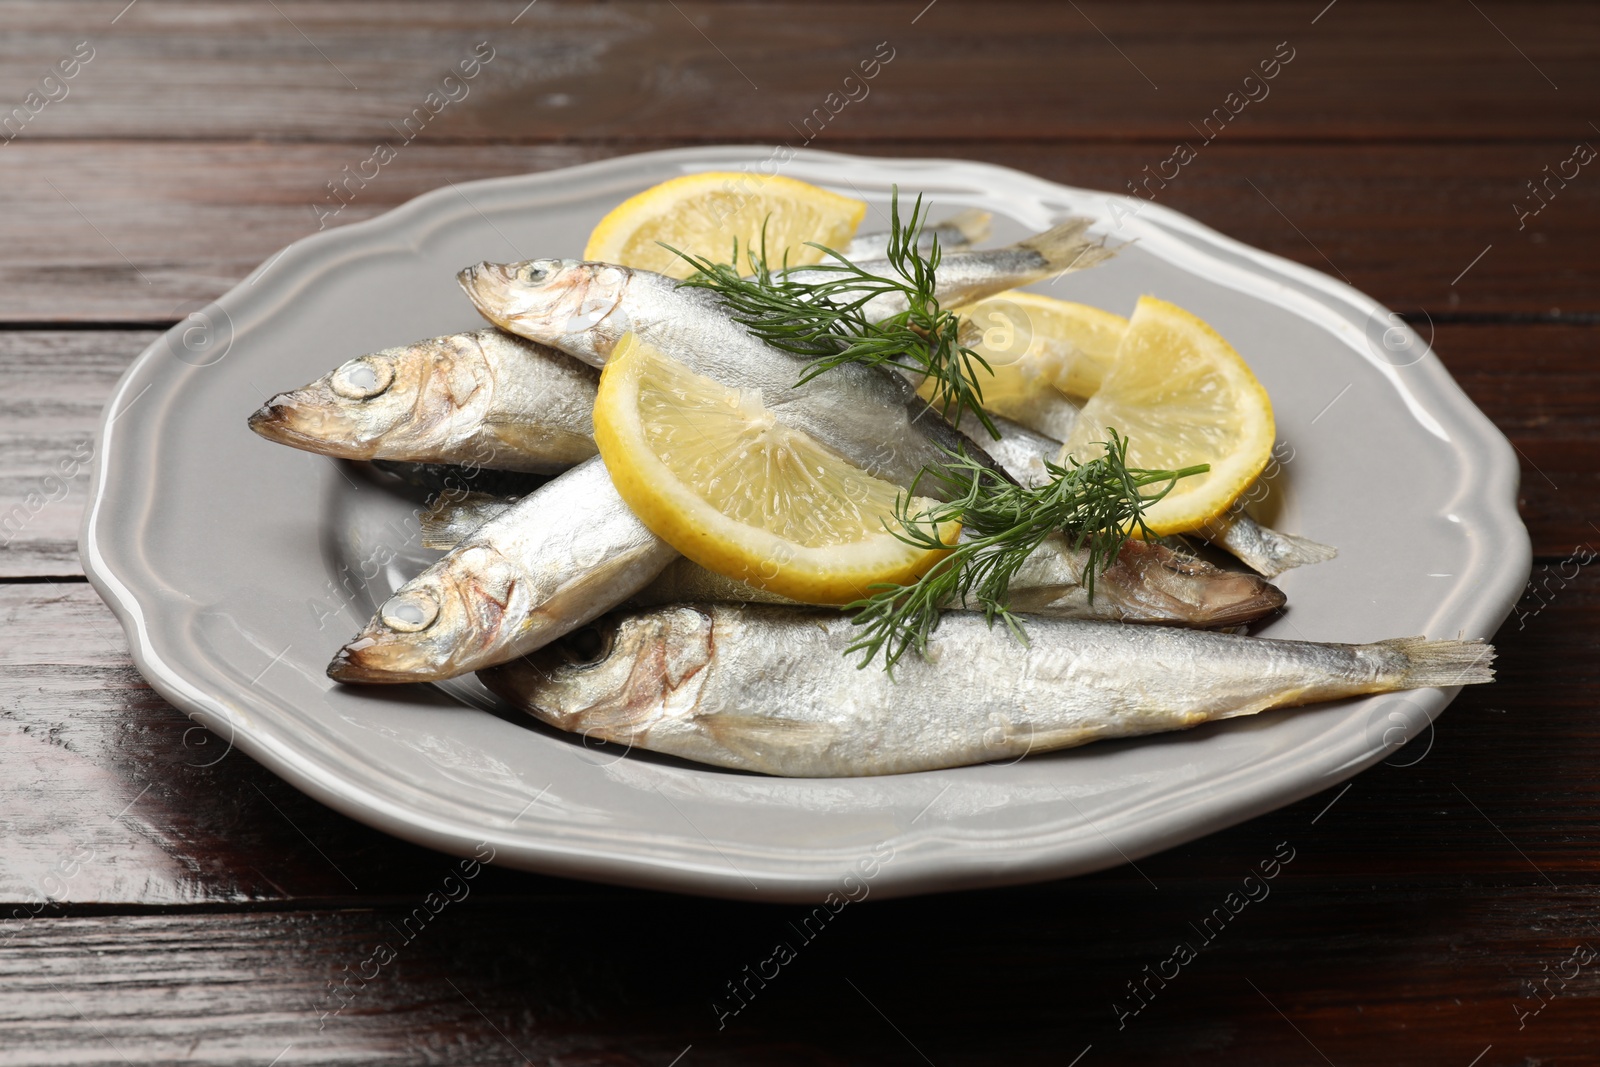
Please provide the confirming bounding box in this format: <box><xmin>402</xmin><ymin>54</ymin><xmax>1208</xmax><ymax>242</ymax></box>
<box><xmin>0</xmin><ymin>886</ymin><xmax>1596</xmax><ymax>1066</ymax></box>
<box><xmin>2</xmin><ymin>139</ymin><xmax>1597</xmax><ymax>321</ymax></box>
<box><xmin>0</xmin><ymin>1</ymin><xmax>1592</xmax><ymax>142</ymax></box>
<box><xmin>0</xmin><ymin>331</ymin><xmax>149</xmax><ymax>577</ymax></box>
<box><xmin>1438</xmin><ymin>324</ymin><xmax>1600</xmax><ymax>557</ymax></box>
<box><xmin>2</xmin><ymin>0</ymin><xmax>1597</xmax><ymax>1061</ymax></box>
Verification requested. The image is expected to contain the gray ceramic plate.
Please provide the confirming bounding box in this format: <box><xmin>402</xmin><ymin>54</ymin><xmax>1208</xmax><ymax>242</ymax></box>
<box><xmin>80</xmin><ymin>147</ymin><xmax>1529</xmax><ymax>902</ymax></box>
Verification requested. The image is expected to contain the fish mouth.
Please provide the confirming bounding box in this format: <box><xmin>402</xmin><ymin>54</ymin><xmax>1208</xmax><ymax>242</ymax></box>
<box><xmin>457</xmin><ymin>262</ymin><xmax>517</xmax><ymax>327</ymax></box>
<box><xmin>246</xmin><ymin>395</ymin><xmax>299</xmax><ymax>443</ymax></box>
<box><xmin>327</xmin><ymin>635</ymin><xmax>453</xmax><ymax>685</ymax></box>
<box><xmin>247</xmin><ymin>390</ymin><xmax>372</xmax><ymax>457</ymax></box>
<box><xmin>477</xmin><ymin>660</ymin><xmax>529</xmax><ymax>704</ymax></box>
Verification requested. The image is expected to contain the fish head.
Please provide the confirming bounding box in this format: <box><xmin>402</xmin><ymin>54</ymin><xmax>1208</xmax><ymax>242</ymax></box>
<box><xmin>247</xmin><ymin>334</ymin><xmax>492</xmax><ymax>458</ymax></box>
<box><xmin>457</xmin><ymin>259</ymin><xmax>631</xmax><ymax>363</ymax></box>
<box><xmin>327</xmin><ymin>547</ymin><xmax>519</xmax><ymax>684</ymax></box>
<box><xmin>479</xmin><ymin>606</ymin><xmax>715</xmax><ymax>739</ymax></box>
<box><xmin>1103</xmin><ymin>540</ymin><xmax>1287</xmax><ymax>628</ymax></box>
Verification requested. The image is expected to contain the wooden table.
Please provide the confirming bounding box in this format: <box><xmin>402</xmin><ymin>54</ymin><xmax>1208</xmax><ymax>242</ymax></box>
<box><xmin>2</xmin><ymin>2</ymin><xmax>1595</xmax><ymax>1062</ymax></box>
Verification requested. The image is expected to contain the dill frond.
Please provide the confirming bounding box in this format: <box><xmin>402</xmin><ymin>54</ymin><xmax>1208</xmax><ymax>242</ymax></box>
<box><xmin>844</xmin><ymin>431</ymin><xmax>1209</xmax><ymax>672</ymax></box>
<box><xmin>671</xmin><ymin>189</ymin><xmax>1000</xmax><ymax>437</ymax></box>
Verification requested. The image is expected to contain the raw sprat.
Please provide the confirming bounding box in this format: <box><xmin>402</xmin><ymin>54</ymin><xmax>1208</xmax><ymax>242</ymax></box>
<box><xmin>669</xmin><ymin>193</ymin><xmax>1110</xmax><ymax>438</ymax></box>
<box><xmin>245</xmin><ymin>171</ymin><xmax>1493</xmax><ymax>777</ymax></box>
<box><xmin>483</xmin><ymin>605</ymin><xmax>1494</xmax><ymax>779</ymax></box>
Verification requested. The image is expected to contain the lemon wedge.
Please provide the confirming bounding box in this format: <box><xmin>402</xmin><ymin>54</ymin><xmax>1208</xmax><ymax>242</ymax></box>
<box><xmin>932</xmin><ymin>292</ymin><xmax>1129</xmax><ymax>439</ymax></box>
<box><xmin>1060</xmin><ymin>296</ymin><xmax>1274</xmax><ymax>536</ymax></box>
<box><xmin>593</xmin><ymin>333</ymin><xmax>959</xmax><ymax>605</ymax></box>
<box><xmin>583</xmin><ymin>172</ymin><xmax>867</xmax><ymax>280</ymax></box>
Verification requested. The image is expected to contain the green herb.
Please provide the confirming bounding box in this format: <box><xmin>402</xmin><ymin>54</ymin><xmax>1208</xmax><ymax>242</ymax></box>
<box><xmin>669</xmin><ymin>189</ymin><xmax>1002</xmax><ymax>437</ymax></box>
<box><xmin>664</xmin><ymin>193</ymin><xmax>1203</xmax><ymax>672</ymax></box>
<box><xmin>844</xmin><ymin>430</ymin><xmax>1209</xmax><ymax>672</ymax></box>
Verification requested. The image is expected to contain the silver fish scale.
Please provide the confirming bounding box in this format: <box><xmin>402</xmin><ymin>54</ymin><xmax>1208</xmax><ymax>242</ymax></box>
<box><xmin>791</xmin><ymin>245</ymin><xmax>1061</xmax><ymax>324</ymax></box>
<box><xmin>328</xmin><ymin>456</ymin><xmax>675</xmax><ymax>682</ymax></box>
<box><xmin>482</xmin><ymin>604</ymin><xmax>1491</xmax><ymax>777</ymax></box>
<box><xmin>462</xmin><ymin>220</ymin><xmax>1110</xmax><ymax>493</ymax></box>
<box><xmin>249</xmin><ymin>327</ymin><xmax>597</xmax><ymax>474</ymax></box>
<box><xmin>614</xmin><ymin>270</ymin><xmax>976</xmax><ymax>494</ymax></box>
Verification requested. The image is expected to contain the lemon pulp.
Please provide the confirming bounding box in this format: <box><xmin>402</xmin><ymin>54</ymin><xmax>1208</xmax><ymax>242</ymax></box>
<box><xmin>1060</xmin><ymin>296</ymin><xmax>1275</xmax><ymax>535</ymax></box>
<box><xmin>593</xmin><ymin>333</ymin><xmax>958</xmax><ymax>605</ymax></box>
<box><xmin>584</xmin><ymin>172</ymin><xmax>866</xmax><ymax>280</ymax></box>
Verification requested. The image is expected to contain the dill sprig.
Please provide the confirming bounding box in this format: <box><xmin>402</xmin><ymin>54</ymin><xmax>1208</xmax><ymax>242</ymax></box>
<box><xmin>844</xmin><ymin>430</ymin><xmax>1210</xmax><ymax>672</ymax></box>
<box><xmin>670</xmin><ymin>189</ymin><xmax>1001</xmax><ymax>437</ymax></box>
<box><xmin>663</xmin><ymin>195</ymin><xmax>1203</xmax><ymax>672</ymax></box>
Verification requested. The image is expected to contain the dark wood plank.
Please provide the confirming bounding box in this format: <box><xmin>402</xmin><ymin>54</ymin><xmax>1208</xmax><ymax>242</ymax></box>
<box><xmin>1435</xmin><ymin>323</ymin><xmax>1600</xmax><ymax>557</ymax></box>
<box><xmin>0</xmin><ymin>1</ymin><xmax>1592</xmax><ymax>143</ymax></box>
<box><xmin>0</xmin><ymin>885</ymin><xmax>1595</xmax><ymax>1062</ymax></box>
<box><xmin>0</xmin><ymin>330</ymin><xmax>151</xmax><ymax>578</ymax></box>
<box><xmin>3</xmin><ymin>139</ymin><xmax>1598</xmax><ymax>320</ymax></box>
<box><xmin>0</xmin><ymin>142</ymin><xmax>605</xmax><ymax>322</ymax></box>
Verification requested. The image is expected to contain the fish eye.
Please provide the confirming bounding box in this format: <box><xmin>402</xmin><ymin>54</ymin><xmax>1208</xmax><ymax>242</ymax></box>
<box><xmin>380</xmin><ymin>592</ymin><xmax>439</xmax><ymax>633</ymax></box>
<box><xmin>330</xmin><ymin>357</ymin><xmax>394</xmax><ymax>400</ymax></box>
<box><xmin>562</xmin><ymin>625</ymin><xmax>611</xmax><ymax>666</ymax></box>
<box><xmin>518</xmin><ymin>263</ymin><xmax>549</xmax><ymax>285</ymax></box>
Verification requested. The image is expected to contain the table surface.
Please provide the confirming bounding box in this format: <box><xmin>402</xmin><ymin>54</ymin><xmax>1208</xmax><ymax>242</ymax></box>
<box><xmin>2</xmin><ymin>2</ymin><xmax>1597</xmax><ymax>1063</ymax></box>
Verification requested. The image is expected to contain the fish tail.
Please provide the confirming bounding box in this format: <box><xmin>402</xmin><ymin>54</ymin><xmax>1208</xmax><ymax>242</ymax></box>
<box><xmin>943</xmin><ymin>207</ymin><xmax>993</xmax><ymax>244</ymax></box>
<box><xmin>1017</xmin><ymin>217</ymin><xmax>1115</xmax><ymax>276</ymax></box>
<box><xmin>1382</xmin><ymin>636</ymin><xmax>1497</xmax><ymax>688</ymax></box>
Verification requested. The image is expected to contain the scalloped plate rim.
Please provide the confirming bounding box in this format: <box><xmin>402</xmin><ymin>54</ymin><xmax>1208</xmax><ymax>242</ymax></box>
<box><xmin>79</xmin><ymin>145</ymin><xmax>1529</xmax><ymax>902</ymax></box>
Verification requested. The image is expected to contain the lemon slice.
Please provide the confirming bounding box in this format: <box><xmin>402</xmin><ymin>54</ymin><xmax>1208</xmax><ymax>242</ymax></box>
<box><xmin>931</xmin><ymin>292</ymin><xmax>1129</xmax><ymax>439</ymax></box>
<box><xmin>594</xmin><ymin>333</ymin><xmax>958</xmax><ymax>605</ymax></box>
<box><xmin>584</xmin><ymin>172</ymin><xmax>867</xmax><ymax>280</ymax></box>
<box><xmin>1060</xmin><ymin>296</ymin><xmax>1274</xmax><ymax>536</ymax></box>
<box><xmin>959</xmin><ymin>292</ymin><xmax>1129</xmax><ymax>399</ymax></box>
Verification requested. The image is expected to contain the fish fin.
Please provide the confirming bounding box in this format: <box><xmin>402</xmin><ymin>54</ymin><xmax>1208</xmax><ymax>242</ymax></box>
<box><xmin>1384</xmin><ymin>637</ymin><xmax>1497</xmax><ymax>688</ymax></box>
<box><xmin>1244</xmin><ymin>527</ymin><xmax>1338</xmax><ymax>577</ymax></box>
<box><xmin>1016</xmin><ymin>217</ymin><xmax>1116</xmax><ymax>276</ymax></box>
<box><xmin>1268</xmin><ymin>530</ymin><xmax>1338</xmax><ymax>572</ymax></box>
<box><xmin>418</xmin><ymin>528</ymin><xmax>464</xmax><ymax>551</ymax></box>
<box><xmin>697</xmin><ymin>713</ymin><xmax>840</xmax><ymax>773</ymax></box>
<box><xmin>1204</xmin><ymin>511</ymin><xmax>1338</xmax><ymax>577</ymax></box>
<box><xmin>481</xmin><ymin>416</ymin><xmax>598</xmax><ymax>469</ymax></box>
<box><xmin>419</xmin><ymin>492</ymin><xmax>512</xmax><ymax>550</ymax></box>
<box><xmin>942</xmin><ymin>207</ymin><xmax>992</xmax><ymax>244</ymax></box>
